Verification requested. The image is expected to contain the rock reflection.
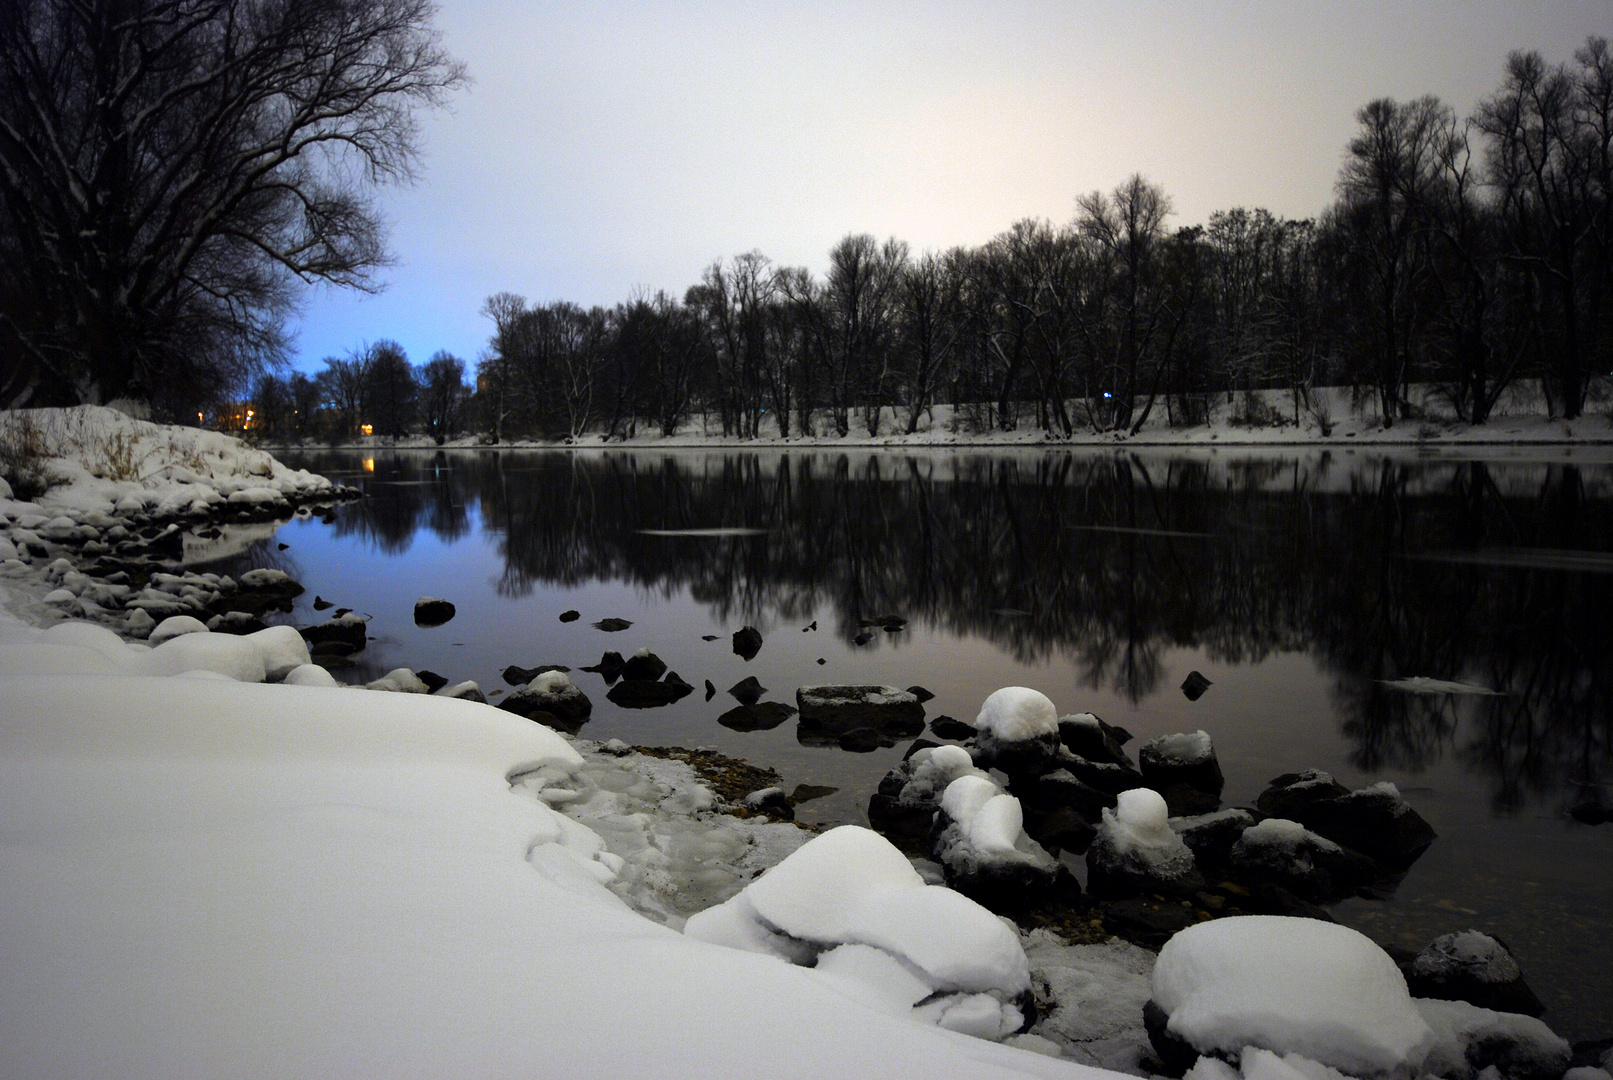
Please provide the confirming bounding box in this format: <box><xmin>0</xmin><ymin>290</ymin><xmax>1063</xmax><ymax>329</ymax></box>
<box><xmin>287</xmin><ymin>447</ymin><xmax>1613</xmax><ymax>810</ymax></box>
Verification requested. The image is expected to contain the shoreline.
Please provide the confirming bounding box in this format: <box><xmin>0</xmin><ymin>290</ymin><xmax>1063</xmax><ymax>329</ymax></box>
<box><xmin>2</xmin><ymin>404</ymin><xmax>1606</xmax><ymax>1075</ymax></box>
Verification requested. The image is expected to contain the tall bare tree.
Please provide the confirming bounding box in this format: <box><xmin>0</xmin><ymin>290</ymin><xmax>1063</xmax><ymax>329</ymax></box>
<box><xmin>0</xmin><ymin>0</ymin><xmax>464</xmax><ymax>410</ymax></box>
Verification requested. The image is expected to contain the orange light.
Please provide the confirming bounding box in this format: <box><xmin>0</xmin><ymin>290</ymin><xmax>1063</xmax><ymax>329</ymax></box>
<box><xmin>363</xmin><ymin>458</ymin><xmax>375</xmax><ymax>472</ymax></box>
<box><xmin>360</xmin><ymin>424</ymin><xmax>373</xmax><ymax>436</ymax></box>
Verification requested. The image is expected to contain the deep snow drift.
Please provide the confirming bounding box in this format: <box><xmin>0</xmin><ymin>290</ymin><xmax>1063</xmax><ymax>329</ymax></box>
<box><xmin>0</xmin><ymin>610</ymin><xmax>1097</xmax><ymax>1079</ymax></box>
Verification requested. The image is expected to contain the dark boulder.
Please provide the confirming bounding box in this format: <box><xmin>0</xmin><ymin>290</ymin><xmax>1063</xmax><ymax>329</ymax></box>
<box><xmin>558</xmin><ymin>609</ymin><xmax>580</xmax><ymax>622</ymax></box>
<box><xmin>1169</xmin><ymin>808</ymin><xmax>1255</xmax><ymax>871</ymax></box>
<box><xmin>1058</xmin><ymin>712</ymin><xmax>1134</xmax><ymax>767</ymax></box>
<box><xmin>1033</xmin><ymin>768</ymin><xmax>1117</xmax><ymax>821</ymax></box>
<box><xmin>732</xmin><ymin>626</ymin><xmax>763</xmax><ymax>660</ymax></box>
<box><xmin>717</xmin><ymin>702</ymin><xmax>797</xmax><ymax>732</ymax></box>
<box><xmin>620</xmin><ymin>650</ymin><xmax>667</xmax><ymax>682</ymax></box>
<box><xmin>728</xmin><ymin>675</ymin><xmax>765</xmax><ymax>705</ymax></box>
<box><xmin>1143</xmin><ymin>999</ymin><xmax>1201</xmax><ymax>1077</ymax></box>
<box><xmin>413</xmin><ymin>597</ymin><xmax>456</xmax><ymax>627</ymax></box>
<box><xmin>930</xmin><ymin>715</ymin><xmax>974</xmax><ymax>740</ymax></box>
<box><xmin>592</xmin><ymin>617</ymin><xmax>633</xmax><ymax>632</ymax></box>
<box><xmin>299</xmin><ymin>614</ymin><xmax>368</xmax><ymax>652</ymax></box>
<box><xmin>704</xmin><ymin>679</ymin><xmax>716</xmax><ymax>701</ymax></box>
<box><xmin>1301</xmin><ymin>783</ymin><xmax>1437</xmax><ymax>870</ymax></box>
<box><xmin>415</xmin><ymin>669</ymin><xmax>449</xmax><ymax>694</ymax></box>
<box><xmin>906</xmin><ymin>685</ymin><xmax>935</xmax><ymax>704</ymax></box>
<box><xmin>1030</xmin><ymin>805</ymin><xmax>1097</xmax><ymax>854</ymax></box>
<box><xmin>607</xmin><ymin>674</ymin><xmax>694</xmax><ymax>709</ymax></box>
<box><xmin>1180</xmin><ymin>670</ymin><xmax>1213</xmax><ymax>702</ymax></box>
<box><xmin>1059</xmin><ymin>751</ymin><xmax>1148</xmax><ymax>797</ymax></box>
<box><xmin>1227</xmin><ymin>818</ymin><xmax>1376</xmax><ymax>901</ymax></box>
<box><xmin>1256</xmin><ymin>769</ymin><xmax>1351</xmax><ymax>820</ymax></box>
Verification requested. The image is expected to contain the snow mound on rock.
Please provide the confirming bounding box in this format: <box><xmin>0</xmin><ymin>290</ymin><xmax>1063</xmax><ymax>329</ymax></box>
<box><xmin>972</xmin><ymin>686</ymin><xmax>1059</xmax><ymax>742</ymax></box>
<box><xmin>685</xmin><ymin>825</ymin><xmax>1031</xmax><ymax>1040</ymax></box>
<box><xmin>1414</xmin><ymin>998</ymin><xmax>1569</xmax><ymax>1080</ymax></box>
<box><xmin>1153</xmin><ymin>916</ymin><xmax>1435</xmax><ymax>1076</ymax></box>
<box><xmin>1145</xmin><ymin>730</ymin><xmax>1214</xmax><ymax>765</ymax></box>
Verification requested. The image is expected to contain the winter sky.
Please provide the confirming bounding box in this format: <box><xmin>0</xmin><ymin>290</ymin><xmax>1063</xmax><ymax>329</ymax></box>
<box><xmin>286</xmin><ymin>0</ymin><xmax>1612</xmax><ymax>374</ymax></box>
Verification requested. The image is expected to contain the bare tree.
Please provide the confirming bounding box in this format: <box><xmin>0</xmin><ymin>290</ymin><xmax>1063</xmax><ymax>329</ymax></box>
<box><xmin>0</xmin><ymin>0</ymin><xmax>465</xmax><ymax>410</ymax></box>
<box><xmin>418</xmin><ymin>350</ymin><xmax>469</xmax><ymax>444</ymax></box>
<box><xmin>320</xmin><ymin>351</ymin><xmax>373</xmax><ymax>440</ymax></box>
<box><xmin>1078</xmin><ymin>176</ymin><xmax>1175</xmax><ymax>429</ymax></box>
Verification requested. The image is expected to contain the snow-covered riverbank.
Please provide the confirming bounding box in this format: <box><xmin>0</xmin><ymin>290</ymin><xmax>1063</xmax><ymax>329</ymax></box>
<box><xmin>2</xmin><ymin>406</ymin><xmax>1602</xmax><ymax>1080</ymax></box>
<box><xmin>267</xmin><ymin>384</ymin><xmax>1613</xmax><ymax>452</ymax></box>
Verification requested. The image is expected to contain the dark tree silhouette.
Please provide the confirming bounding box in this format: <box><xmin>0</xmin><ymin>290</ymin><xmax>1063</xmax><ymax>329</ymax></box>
<box><xmin>0</xmin><ymin>0</ymin><xmax>464</xmax><ymax>410</ymax></box>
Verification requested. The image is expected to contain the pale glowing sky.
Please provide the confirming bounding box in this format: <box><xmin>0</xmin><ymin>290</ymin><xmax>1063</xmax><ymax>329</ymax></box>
<box><xmin>286</xmin><ymin>1</ymin><xmax>1612</xmax><ymax>373</ymax></box>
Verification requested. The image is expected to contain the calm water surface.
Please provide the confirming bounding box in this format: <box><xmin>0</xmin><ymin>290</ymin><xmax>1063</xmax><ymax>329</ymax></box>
<box><xmin>232</xmin><ymin>447</ymin><xmax>1612</xmax><ymax>1040</ymax></box>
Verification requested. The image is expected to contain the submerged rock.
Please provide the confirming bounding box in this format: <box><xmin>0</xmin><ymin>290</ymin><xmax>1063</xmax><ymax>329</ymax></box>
<box><xmin>558</xmin><ymin>609</ymin><xmax>580</xmax><ymax>622</ymax></box>
<box><xmin>299</xmin><ymin>613</ymin><xmax>368</xmax><ymax>652</ymax></box>
<box><xmin>592</xmin><ymin>617</ymin><xmax>633</xmax><ymax>632</ymax></box>
<box><xmin>796</xmin><ymin>684</ymin><xmax>925</xmax><ymax>738</ymax></box>
<box><xmin>732</xmin><ymin>625</ymin><xmax>763</xmax><ymax>660</ymax></box>
<box><xmin>607</xmin><ymin>672</ymin><xmax>694</xmax><ymax>709</ymax></box>
<box><xmin>717</xmin><ymin>702</ymin><xmax>797</xmax><ymax>732</ymax></box>
<box><xmin>413</xmin><ymin>596</ymin><xmax>455</xmax><ymax>627</ymax></box>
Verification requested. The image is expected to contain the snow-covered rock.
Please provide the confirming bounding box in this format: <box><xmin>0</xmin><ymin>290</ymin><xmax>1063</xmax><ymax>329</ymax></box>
<box><xmin>366</xmin><ymin>667</ymin><xmax>429</xmax><ymax>694</ymax></box>
<box><xmin>1405</xmin><ymin>931</ymin><xmax>1544</xmax><ymax>1017</ymax></box>
<box><xmin>868</xmin><ymin>744</ymin><xmax>992</xmax><ymax>845</ymax></box>
<box><xmin>685</xmin><ymin>825</ymin><xmax>1033</xmax><ymax>1041</ymax></box>
<box><xmin>1139</xmin><ymin>730</ymin><xmax>1225</xmax><ymax>810</ymax></box>
<box><xmin>932</xmin><ymin>775</ymin><xmax>1061</xmax><ymax>908</ymax></box>
<box><xmin>148</xmin><ymin>614</ymin><xmax>210</xmax><ymax>646</ymax></box>
<box><xmin>1150</xmin><ymin>916</ymin><xmax>1435</xmax><ymax>1077</ymax></box>
<box><xmin>795</xmin><ymin>684</ymin><xmax>926</xmax><ymax>745</ymax></box>
<box><xmin>500</xmin><ymin>669</ymin><xmax>593</xmax><ymax>724</ymax></box>
<box><xmin>1257</xmin><ymin>773</ymin><xmax>1436</xmax><ymax>871</ymax></box>
<box><xmin>1227</xmin><ymin>818</ymin><xmax>1376</xmax><ymax>901</ymax></box>
<box><xmin>1023</xmin><ymin>929</ymin><xmax>1156</xmax><ymax>1071</ymax></box>
<box><xmin>1087</xmin><ymin>788</ymin><xmax>1202</xmax><ymax>898</ymax></box>
<box><xmin>1414</xmin><ymin>997</ymin><xmax>1570</xmax><ymax>1080</ymax></box>
<box><xmin>970</xmin><ymin>687</ymin><xmax>1063</xmax><ymax>777</ymax></box>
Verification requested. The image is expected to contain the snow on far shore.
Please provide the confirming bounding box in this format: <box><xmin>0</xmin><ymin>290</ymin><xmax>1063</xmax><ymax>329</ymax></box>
<box><xmin>269</xmin><ymin>382</ymin><xmax>1613</xmax><ymax>452</ymax></box>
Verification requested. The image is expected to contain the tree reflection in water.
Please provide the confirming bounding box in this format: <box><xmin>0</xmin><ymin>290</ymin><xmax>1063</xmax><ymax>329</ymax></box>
<box><xmin>289</xmin><ymin>447</ymin><xmax>1613</xmax><ymax>814</ymax></box>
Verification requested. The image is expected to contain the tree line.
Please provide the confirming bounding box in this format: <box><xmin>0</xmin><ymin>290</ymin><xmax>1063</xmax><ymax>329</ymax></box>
<box><xmin>453</xmin><ymin>37</ymin><xmax>1613</xmax><ymax>440</ymax></box>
